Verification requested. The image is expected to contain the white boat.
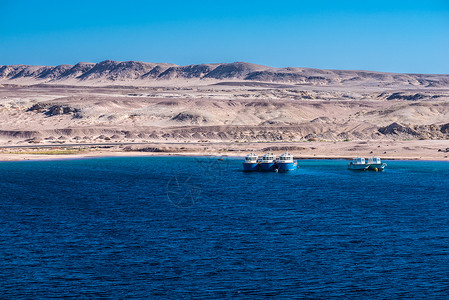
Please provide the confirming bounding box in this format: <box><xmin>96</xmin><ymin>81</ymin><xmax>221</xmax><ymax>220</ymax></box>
<box><xmin>366</xmin><ymin>157</ymin><xmax>387</xmax><ymax>171</ymax></box>
<box><xmin>348</xmin><ymin>157</ymin><xmax>369</xmax><ymax>170</ymax></box>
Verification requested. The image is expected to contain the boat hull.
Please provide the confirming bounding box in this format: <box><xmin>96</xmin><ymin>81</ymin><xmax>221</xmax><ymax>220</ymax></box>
<box><xmin>242</xmin><ymin>162</ymin><xmax>259</xmax><ymax>172</ymax></box>
<box><xmin>259</xmin><ymin>162</ymin><xmax>276</xmax><ymax>172</ymax></box>
<box><xmin>348</xmin><ymin>164</ymin><xmax>368</xmax><ymax>171</ymax></box>
<box><xmin>367</xmin><ymin>163</ymin><xmax>387</xmax><ymax>171</ymax></box>
<box><xmin>276</xmin><ymin>161</ymin><xmax>298</xmax><ymax>171</ymax></box>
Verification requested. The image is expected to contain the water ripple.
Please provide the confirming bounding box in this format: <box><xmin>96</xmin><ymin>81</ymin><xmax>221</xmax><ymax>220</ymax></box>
<box><xmin>0</xmin><ymin>158</ymin><xmax>448</xmax><ymax>297</ymax></box>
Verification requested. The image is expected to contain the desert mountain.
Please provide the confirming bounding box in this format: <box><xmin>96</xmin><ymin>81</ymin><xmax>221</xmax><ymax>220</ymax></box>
<box><xmin>0</xmin><ymin>60</ymin><xmax>448</xmax><ymax>87</ymax></box>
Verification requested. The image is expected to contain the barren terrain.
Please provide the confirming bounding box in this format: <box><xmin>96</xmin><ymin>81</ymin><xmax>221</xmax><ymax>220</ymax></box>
<box><xmin>1</xmin><ymin>61</ymin><xmax>448</xmax><ymax>161</ymax></box>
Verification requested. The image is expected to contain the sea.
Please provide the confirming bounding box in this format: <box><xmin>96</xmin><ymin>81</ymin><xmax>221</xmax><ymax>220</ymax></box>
<box><xmin>1</xmin><ymin>157</ymin><xmax>449</xmax><ymax>298</ymax></box>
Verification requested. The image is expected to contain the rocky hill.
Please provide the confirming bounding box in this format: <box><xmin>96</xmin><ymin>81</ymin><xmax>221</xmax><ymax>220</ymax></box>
<box><xmin>1</xmin><ymin>60</ymin><xmax>448</xmax><ymax>87</ymax></box>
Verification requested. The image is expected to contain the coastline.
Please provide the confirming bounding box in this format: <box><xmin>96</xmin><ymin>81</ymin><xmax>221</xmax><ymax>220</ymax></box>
<box><xmin>1</xmin><ymin>140</ymin><xmax>448</xmax><ymax>162</ymax></box>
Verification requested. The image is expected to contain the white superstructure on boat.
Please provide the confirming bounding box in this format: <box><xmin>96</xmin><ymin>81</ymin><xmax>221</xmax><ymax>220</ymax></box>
<box><xmin>348</xmin><ymin>157</ymin><xmax>369</xmax><ymax>170</ymax></box>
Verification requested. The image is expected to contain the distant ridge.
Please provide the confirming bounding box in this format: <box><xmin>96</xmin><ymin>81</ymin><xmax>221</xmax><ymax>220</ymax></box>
<box><xmin>1</xmin><ymin>60</ymin><xmax>448</xmax><ymax>87</ymax></box>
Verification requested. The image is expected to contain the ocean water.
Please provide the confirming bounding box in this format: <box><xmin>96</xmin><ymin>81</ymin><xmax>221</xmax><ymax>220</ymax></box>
<box><xmin>1</xmin><ymin>157</ymin><xmax>449</xmax><ymax>298</ymax></box>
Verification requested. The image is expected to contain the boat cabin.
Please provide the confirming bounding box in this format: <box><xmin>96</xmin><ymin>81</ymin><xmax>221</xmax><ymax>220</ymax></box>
<box><xmin>277</xmin><ymin>151</ymin><xmax>294</xmax><ymax>163</ymax></box>
<box><xmin>351</xmin><ymin>157</ymin><xmax>365</xmax><ymax>165</ymax></box>
<box><xmin>366</xmin><ymin>157</ymin><xmax>381</xmax><ymax>164</ymax></box>
<box><xmin>244</xmin><ymin>153</ymin><xmax>258</xmax><ymax>163</ymax></box>
<box><xmin>261</xmin><ymin>152</ymin><xmax>276</xmax><ymax>162</ymax></box>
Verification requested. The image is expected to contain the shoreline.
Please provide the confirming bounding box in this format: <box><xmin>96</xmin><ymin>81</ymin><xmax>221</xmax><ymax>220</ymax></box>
<box><xmin>1</xmin><ymin>140</ymin><xmax>448</xmax><ymax>162</ymax></box>
<box><xmin>1</xmin><ymin>153</ymin><xmax>448</xmax><ymax>162</ymax></box>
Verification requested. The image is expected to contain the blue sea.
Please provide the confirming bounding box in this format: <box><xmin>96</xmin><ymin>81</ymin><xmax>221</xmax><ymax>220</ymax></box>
<box><xmin>1</xmin><ymin>157</ymin><xmax>449</xmax><ymax>298</ymax></box>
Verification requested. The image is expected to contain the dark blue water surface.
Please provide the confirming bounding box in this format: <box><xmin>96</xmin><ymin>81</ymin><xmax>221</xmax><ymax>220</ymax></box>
<box><xmin>1</xmin><ymin>157</ymin><xmax>449</xmax><ymax>298</ymax></box>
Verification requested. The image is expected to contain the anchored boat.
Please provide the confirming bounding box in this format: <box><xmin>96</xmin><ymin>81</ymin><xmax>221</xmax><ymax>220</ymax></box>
<box><xmin>242</xmin><ymin>151</ymin><xmax>298</xmax><ymax>172</ymax></box>
<box><xmin>348</xmin><ymin>157</ymin><xmax>387</xmax><ymax>171</ymax></box>
<box><xmin>243</xmin><ymin>153</ymin><xmax>259</xmax><ymax>172</ymax></box>
<box><xmin>259</xmin><ymin>152</ymin><xmax>277</xmax><ymax>171</ymax></box>
<box><xmin>276</xmin><ymin>151</ymin><xmax>298</xmax><ymax>171</ymax></box>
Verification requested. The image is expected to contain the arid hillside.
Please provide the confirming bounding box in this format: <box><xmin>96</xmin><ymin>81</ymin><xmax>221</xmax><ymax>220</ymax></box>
<box><xmin>1</xmin><ymin>72</ymin><xmax>449</xmax><ymax>147</ymax></box>
<box><xmin>1</xmin><ymin>60</ymin><xmax>449</xmax><ymax>88</ymax></box>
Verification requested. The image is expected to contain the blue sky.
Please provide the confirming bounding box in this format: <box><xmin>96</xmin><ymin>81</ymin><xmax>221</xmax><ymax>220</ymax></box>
<box><xmin>0</xmin><ymin>0</ymin><xmax>448</xmax><ymax>73</ymax></box>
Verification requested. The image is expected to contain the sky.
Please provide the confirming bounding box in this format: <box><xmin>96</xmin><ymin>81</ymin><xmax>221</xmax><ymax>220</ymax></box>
<box><xmin>0</xmin><ymin>0</ymin><xmax>448</xmax><ymax>74</ymax></box>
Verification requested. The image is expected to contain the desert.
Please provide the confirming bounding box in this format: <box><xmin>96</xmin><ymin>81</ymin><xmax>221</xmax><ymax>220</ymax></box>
<box><xmin>1</xmin><ymin>60</ymin><xmax>449</xmax><ymax>161</ymax></box>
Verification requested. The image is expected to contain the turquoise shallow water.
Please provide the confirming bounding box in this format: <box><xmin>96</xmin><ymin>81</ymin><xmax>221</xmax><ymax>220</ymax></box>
<box><xmin>1</xmin><ymin>157</ymin><xmax>449</xmax><ymax>297</ymax></box>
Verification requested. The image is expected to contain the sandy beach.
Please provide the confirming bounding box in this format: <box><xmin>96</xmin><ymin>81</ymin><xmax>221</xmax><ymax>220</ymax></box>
<box><xmin>1</xmin><ymin>139</ymin><xmax>448</xmax><ymax>162</ymax></box>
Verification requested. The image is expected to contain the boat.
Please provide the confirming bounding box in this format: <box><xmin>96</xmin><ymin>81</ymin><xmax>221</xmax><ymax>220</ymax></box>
<box><xmin>348</xmin><ymin>157</ymin><xmax>369</xmax><ymax>170</ymax></box>
<box><xmin>275</xmin><ymin>151</ymin><xmax>298</xmax><ymax>171</ymax></box>
<box><xmin>259</xmin><ymin>152</ymin><xmax>277</xmax><ymax>171</ymax></box>
<box><xmin>366</xmin><ymin>157</ymin><xmax>387</xmax><ymax>171</ymax></box>
<box><xmin>242</xmin><ymin>153</ymin><xmax>259</xmax><ymax>171</ymax></box>
<box><xmin>242</xmin><ymin>151</ymin><xmax>299</xmax><ymax>172</ymax></box>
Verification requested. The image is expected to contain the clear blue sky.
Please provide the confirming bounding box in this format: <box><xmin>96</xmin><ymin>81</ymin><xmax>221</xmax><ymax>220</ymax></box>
<box><xmin>1</xmin><ymin>0</ymin><xmax>448</xmax><ymax>73</ymax></box>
